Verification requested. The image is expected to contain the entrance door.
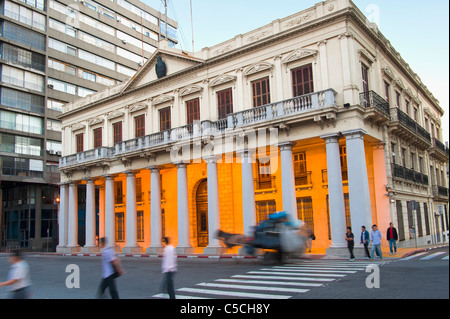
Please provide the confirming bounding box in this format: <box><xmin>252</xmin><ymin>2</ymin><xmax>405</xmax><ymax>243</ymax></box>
<box><xmin>196</xmin><ymin>180</ymin><xmax>208</xmax><ymax>247</ymax></box>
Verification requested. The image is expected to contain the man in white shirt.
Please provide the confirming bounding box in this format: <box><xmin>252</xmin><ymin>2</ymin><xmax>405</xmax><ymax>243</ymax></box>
<box><xmin>97</xmin><ymin>237</ymin><xmax>124</xmax><ymax>299</ymax></box>
<box><xmin>0</xmin><ymin>250</ymin><xmax>31</xmax><ymax>299</ymax></box>
<box><xmin>161</xmin><ymin>237</ymin><xmax>177</xmax><ymax>299</ymax></box>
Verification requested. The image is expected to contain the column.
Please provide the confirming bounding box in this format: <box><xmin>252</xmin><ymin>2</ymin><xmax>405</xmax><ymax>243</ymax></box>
<box><xmin>240</xmin><ymin>150</ymin><xmax>256</xmax><ymax>236</ymax></box>
<box><xmin>147</xmin><ymin>167</ymin><xmax>163</xmax><ymax>254</ymax></box>
<box><xmin>123</xmin><ymin>171</ymin><xmax>141</xmax><ymax>253</ymax></box>
<box><xmin>98</xmin><ymin>185</ymin><xmax>105</xmax><ymax>240</ymax></box>
<box><xmin>57</xmin><ymin>183</ymin><xmax>69</xmax><ymax>252</ymax></box>
<box><xmin>104</xmin><ymin>175</ymin><xmax>115</xmax><ymax>248</ymax></box>
<box><xmin>67</xmin><ymin>182</ymin><xmax>80</xmax><ymax>252</ymax></box>
<box><xmin>203</xmin><ymin>156</ymin><xmax>222</xmax><ymax>254</ymax></box>
<box><xmin>278</xmin><ymin>142</ymin><xmax>298</xmax><ymax>220</ymax></box>
<box><xmin>176</xmin><ymin>163</ymin><xmax>192</xmax><ymax>254</ymax></box>
<box><xmin>321</xmin><ymin>134</ymin><xmax>347</xmax><ymax>251</ymax></box>
<box><xmin>82</xmin><ymin>179</ymin><xmax>98</xmax><ymax>253</ymax></box>
<box><xmin>343</xmin><ymin>129</ymin><xmax>373</xmax><ymax>237</ymax></box>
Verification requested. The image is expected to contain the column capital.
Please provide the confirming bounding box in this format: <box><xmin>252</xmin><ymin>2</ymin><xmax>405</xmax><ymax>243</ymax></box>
<box><xmin>124</xmin><ymin>170</ymin><xmax>136</xmax><ymax>177</ymax></box>
<box><xmin>342</xmin><ymin>129</ymin><xmax>367</xmax><ymax>140</ymax></box>
<box><xmin>236</xmin><ymin>148</ymin><xmax>255</xmax><ymax>157</ymax></box>
<box><xmin>101</xmin><ymin>174</ymin><xmax>115</xmax><ymax>180</ymax></box>
<box><xmin>320</xmin><ymin>133</ymin><xmax>341</xmax><ymax>143</ymax></box>
<box><xmin>203</xmin><ymin>155</ymin><xmax>221</xmax><ymax>164</ymax></box>
<box><xmin>277</xmin><ymin>141</ymin><xmax>296</xmax><ymax>151</ymax></box>
<box><xmin>176</xmin><ymin>162</ymin><xmax>188</xmax><ymax>169</ymax></box>
<box><xmin>146</xmin><ymin>165</ymin><xmax>160</xmax><ymax>173</ymax></box>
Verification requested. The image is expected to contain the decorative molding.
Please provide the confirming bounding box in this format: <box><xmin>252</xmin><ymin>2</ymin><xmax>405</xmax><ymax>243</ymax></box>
<box><xmin>282</xmin><ymin>48</ymin><xmax>318</xmax><ymax>64</ymax></box>
<box><xmin>212</xmin><ymin>44</ymin><xmax>233</xmax><ymax>56</ymax></box>
<box><xmin>243</xmin><ymin>62</ymin><xmax>274</xmax><ymax>76</ymax></box>
<box><xmin>71</xmin><ymin>123</ymin><xmax>86</xmax><ymax>131</ymax></box>
<box><xmin>209</xmin><ymin>74</ymin><xmax>237</xmax><ymax>87</ymax></box>
<box><xmin>128</xmin><ymin>103</ymin><xmax>149</xmax><ymax>113</ymax></box>
<box><xmin>382</xmin><ymin>66</ymin><xmax>395</xmax><ymax>80</ymax></box>
<box><xmin>358</xmin><ymin>49</ymin><xmax>375</xmax><ymax>65</ymax></box>
<box><xmin>284</xmin><ymin>11</ymin><xmax>315</xmax><ymax>29</ymax></box>
<box><xmin>179</xmin><ymin>85</ymin><xmax>203</xmax><ymax>97</ymax></box>
<box><xmin>88</xmin><ymin>117</ymin><xmax>104</xmax><ymax>126</ymax></box>
<box><xmin>394</xmin><ymin>78</ymin><xmax>405</xmax><ymax>90</ymax></box>
<box><xmin>152</xmin><ymin>94</ymin><xmax>175</xmax><ymax>106</ymax></box>
<box><xmin>107</xmin><ymin>110</ymin><xmax>124</xmax><ymax>120</ymax></box>
<box><xmin>246</xmin><ymin>30</ymin><xmax>272</xmax><ymax>43</ymax></box>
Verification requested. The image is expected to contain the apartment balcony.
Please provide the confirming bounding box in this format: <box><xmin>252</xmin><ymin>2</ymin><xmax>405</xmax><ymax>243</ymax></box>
<box><xmin>294</xmin><ymin>171</ymin><xmax>313</xmax><ymax>190</ymax></box>
<box><xmin>429</xmin><ymin>138</ymin><xmax>449</xmax><ymax>162</ymax></box>
<box><xmin>254</xmin><ymin>176</ymin><xmax>276</xmax><ymax>194</ymax></box>
<box><xmin>59</xmin><ymin>89</ymin><xmax>338</xmax><ymax>172</ymax></box>
<box><xmin>432</xmin><ymin>185</ymin><xmax>449</xmax><ymax>201</ymax></box>
<box><xmin>392</xmin><ymin>163</ymin><xmax>429</xmax><ymax>187</ymax></box>
<box><xmin>360</xmin><ymin>91</ymin><xmax>391</xmax><ymax>125</ymax></box>
<box><xmin>389</xmin><ymin>107</ymin><xmax>431</xmax><ymax>150</ymax></box>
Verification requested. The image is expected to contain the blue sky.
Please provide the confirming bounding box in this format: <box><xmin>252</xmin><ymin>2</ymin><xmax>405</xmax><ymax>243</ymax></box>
<box><xmin>143</xmin><ymin>0</ymin><xmax>449</xmax><ymax>140</ymax></box>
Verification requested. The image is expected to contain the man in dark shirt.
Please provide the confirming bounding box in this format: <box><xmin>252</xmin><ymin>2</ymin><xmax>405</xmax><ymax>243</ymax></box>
<box><xmin>345</xmin><ymin>227</ymin><xmax>355</xmax><ymax>261</ymax></box>
<box><xmin>386</xmin><ymin>222</ymin><xmax>398</xmax><ymax>255</ymax></box>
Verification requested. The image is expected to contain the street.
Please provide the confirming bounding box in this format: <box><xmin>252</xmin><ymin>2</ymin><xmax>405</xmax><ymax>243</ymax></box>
<box><xmin>0</xmin><ymin>247</ymin><xmax>448</xmax><ymax>300</ymax></box>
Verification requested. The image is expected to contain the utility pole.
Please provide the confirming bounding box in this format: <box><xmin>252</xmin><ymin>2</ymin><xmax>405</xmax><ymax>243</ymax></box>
<box><xmin>164</xmin><ymin>0</ymin><xmax>168</xmax><ymax>39</ymax></box>
<box><xmin>190</xmin><ymin>0</ymin><xmax>194</xmax><ymax>52</ymax></box>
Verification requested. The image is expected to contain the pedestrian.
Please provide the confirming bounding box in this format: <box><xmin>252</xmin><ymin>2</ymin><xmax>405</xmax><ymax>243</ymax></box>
<box><xmin>345</xmin><ymin>227</ymin><xmax>355</xmax><ymax>261</ymax></box>
<box><xmin>386</xmin><ymin>222</ymin><xmax>398</xmax><ymax>255</ymax></box>
<box><xmin>360</xmin><ymin>226</ymin><xmax>370</xmax><ymax>259</ymax></box>
<box><xmin>370</xmin><ymin>224</ymin><xmax>383</xmax><ymax>260</ymax></box>
<box><xmin>97</xmin><ymin>237</ymin><xmax>124</xmax><ymax>299</ymax></box>
<box><xmin>161</xmin><ymin>237</ymin><xmax>177</xmax><ymax>299</ymax></box>
<box><xmin>0</xmin><ymin>250</ymin><xmax>31</xmax><ymax>299</ymax></box>
<box><xmin>304</xmin><ymin>225</ymin><xmax>315</xmax><ymax>253</ymax></box>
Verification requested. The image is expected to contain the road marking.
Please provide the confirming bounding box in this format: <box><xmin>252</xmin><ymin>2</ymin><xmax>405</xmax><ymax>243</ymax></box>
<box><xmin>153</xmin><ymin>293</ymin><xmax>210</xmax><ymax>299</ymax></box>
<box><xmin>196</xmin><ymin>282</ymin><xmax>309</xmax><ymax>294</ymax></box>
<box><xmin>420</xmin><ymin>252</ymin><xmax>446</xmax><ymax>260</ymax></box>
<box><xmin>248</xmin><ymin>271</ymin><xmax>346</xmax><ymax>277</ymax></box>
<box><xmin>232</xmin><ymin>274</ymin><xmax>335</xmax><ymax>282</ymax></box>
<box><xmin>402</xmin><ymin>252</ymin><xmax>427</xmax><ymax>260</ymax></box>
<box><xmin>215</xmin><ymin>278</ymin><xmax>324</xmax><ymax>287</ymax></box>
<box><xmin>177</xmin><ymin>287</ymin><xmax>292</xmax><ymax>299</ymax></box>
<box><xmin>275</xmin><ymin>266</ymin><xmax>366</xmax><ymax>271</ymax></box>
<box><xmin>264</xmin><ymin>268</ymin><xmax>357</xmax><ymax>274</ymax></box>
<box><xmin>442</xmin><ymin>255</ymin><xmax>449</xmax><ymax>260</ymax></box>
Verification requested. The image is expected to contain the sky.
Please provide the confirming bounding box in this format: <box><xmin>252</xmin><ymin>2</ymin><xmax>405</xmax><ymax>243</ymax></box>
<box><xmin>143</xmin><ymin>0</ymin><xmax>449</xmax><ymax>141</ymax></box>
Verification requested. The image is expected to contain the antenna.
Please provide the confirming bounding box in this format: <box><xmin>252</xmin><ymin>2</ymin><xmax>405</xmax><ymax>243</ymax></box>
<box><xmin>190</xmin><ymin>0</ymin><xmax>194</xmax><ymax>52</ymax></box>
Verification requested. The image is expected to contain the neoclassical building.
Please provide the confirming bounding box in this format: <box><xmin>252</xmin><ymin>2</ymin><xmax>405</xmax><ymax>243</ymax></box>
<box><xmin>57</xmin><ymin>0</ymin><xmax>448</xmax><ymax>256</ymax></box>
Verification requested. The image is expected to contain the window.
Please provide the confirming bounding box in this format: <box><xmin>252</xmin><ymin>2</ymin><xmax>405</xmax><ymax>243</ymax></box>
<box><xmin>252</xmin><ymin>77</ymin><xmax>270</xmax><ymax>107</ymax></box>
<box><xmin>293</xmin><ymin>152</ymin><xmax>307</xmax><ymax>175</ymax></box>
<box><xmin>76</xmin><ymin>133</ymin><xmax>83</xmax><ymax>153</ymax></box>
<box><xmin>134</xmin><ymin>114</ymin><xmax>145</xmax><ymax>138</ymax></box>
<box><xmin>159</xmin><ymin>107</ymin><xmax>171</xmax><ymax>131</ymax></box>
<box><xmin>340</xmin><ymin>145</ymin><xmax>348</xmax><ymax>180</ymax></box>
<box><xmin>361</xmin><ymin>63</ymin><xmax>370</xmax><ymax>106</ymax></box>
<box><xmin>115</xmin><ymin>212</ymin><xmax>125</xmax><ymax>242</ymax></box>
<box><xmin>384</xmin><ymin>82</ymin><xmax>390</xmax><ymax>105</ymax></box>
<box><xmin>297</xmin><ymin>197</ymin><xmax>314</xmax><ymax>231</ymax></box>
<box><xmin>395</xmin><ymin>92</ymin><xmax>401</xmax><ymax>108</ymax></box>
<box><xmin>256</xmin><ymin>159</ymin><xmax>273</xmax><ymax>189</ymax></box>
<box><xmin>114</xmin><ymin>181</ymin><xmax>123</xmax><ymax>205</ymax></box>
<box><xmin>256</xmin><ymin>200</ymin><xmax>276</xmax><ymax>225</ymax></box>
<box><xmin>217</xmin><ymin>88</ymin><xmax>233</xmax><ymax>120</ymax></box>
<box><xmin>186</xmin><ymin>98</ymin><xmax>200</xmax><ymax>125</ymax></box>
<box><xmin>113</xmin><ymin>121</ymin><xmax>122</xmax><ymax>144</ymax></box>
<box><xmin>137</xmin><ymin>211</ymin><xmax>144</xmax><ymax>242</ymax></box>
<box><xmin>292</xmin><ymin>64</ymin><xmax>313</xmax><ymax>97</ymax></box>
<box><xmin>93</xmin><ymin>127</ymin><xmax>102</xmax><ymax>148</ymax></box>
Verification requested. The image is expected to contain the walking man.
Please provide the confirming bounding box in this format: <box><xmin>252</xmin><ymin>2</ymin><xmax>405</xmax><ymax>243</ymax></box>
<box><xmin>386</xmin><ymin>222</ymin><xmax>398</xmax><ymax>255</ymax></box>
<box><xmin>0</xmin><ymin>250</ymin><xmax>31</xmax><ymax>299</ymax></box>
<box><xmin>161</xmin><ymin>237</ymin><xmax>177</xmax><ymax>299</ymax></box>
<box><xmin>97</xmin><ymin>237</ymin><xmax>124</xmax><ymax>299</ymax></box>
<box><xmin>345</xmin><ymin>227</ymin><xmax>355</xmax><ymax>261</ymax></box>
<box><xmin>360</xmin><ymin>226</ymin><xmax>370</xmax><ymax>259</ymax></box>
<box><xmin>370</xmin><ymin>224</ymin><xmax>383</xmax><ymax>260</ymax></box>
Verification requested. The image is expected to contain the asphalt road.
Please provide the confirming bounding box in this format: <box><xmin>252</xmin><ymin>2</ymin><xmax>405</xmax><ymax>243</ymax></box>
<box><xmin>0</xmin><ymin>247</ymin><xmax>447</xmax><ymax>300</ymax></box>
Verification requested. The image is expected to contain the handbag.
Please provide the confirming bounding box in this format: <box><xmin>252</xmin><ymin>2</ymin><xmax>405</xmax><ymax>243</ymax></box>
<box><xmin>111</xmin><ymin>262</ymin><xmax>121</xmax><ymax>278</ymax></box>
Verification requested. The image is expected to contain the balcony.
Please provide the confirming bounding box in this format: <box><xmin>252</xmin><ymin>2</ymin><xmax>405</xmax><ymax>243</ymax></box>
<box><xmin>60</xmin><ymin>89</ymin><xmax>338</xmax><ymax>172</ymax></box>
<box><xmin>429</xmin><ymin>138</ymin><xmax>449</xmax><ymax>162</ymax></box>
<box><xmin>254</xmin><ymin>176</ymin><xmax>276</xmax><ymax>194</ymax></box>
<box><xmin>321</xmin><ymin>169</ymin><xmax>348</xmax><ymax>187</ymax></box>
<box><xmin>294</xmin><ymin>171</ymin><xmax>313</xmax><ymax>190</ymax></box>
<box><xmin>390</xmin><ymin>108</ymin><xmax>431</xmax><ymax>150</ymax></box>
<box><xmin>360</xmin><ymin>91</ymin><xmax>391</xmax><ymax>125</ymax></box>
<box><xmin>392</xmin><ymin>163</ymin><xmax>429</xmax><ymax>186</ymax></box>
<box><xmin>432</xmin><ymin>185</ymin><xmax>449</xmax><ymax>201</ymax></box>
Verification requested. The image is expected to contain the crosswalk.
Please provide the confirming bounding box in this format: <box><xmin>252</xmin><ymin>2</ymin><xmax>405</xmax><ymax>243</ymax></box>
<box><xmin>152</xmin><ymin>260</ymin><xmax>388</xmax><ymax>300</ymax></box>
<box><xmin>401</xmin><ymin>251</ymin><xmax>449</xmax><ymax>261</ymax></box>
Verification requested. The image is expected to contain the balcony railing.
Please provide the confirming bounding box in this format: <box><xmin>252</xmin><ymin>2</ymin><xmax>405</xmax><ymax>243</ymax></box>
<box><xmin>295</xmin><ymin>171</ymin><xmax>312</xmax><ymax>187</ymax></box>
<box><xmin>433</xmin><ymin>138</ymin><xmax>449</xmax><ymax>155</ymax></box>
<box><xmin>321</xmin><ymin>169</ymin><xmax>348</xmax><ymax>184</ymax></box>
<box><xmin>392</xmin><ymin>163</ymin><xmax>429</xmax><ymax>186</ymax></box>
<box><xmin>391</xmin><ymin>108</ymin><xmax>431</xmax><ymax>143</ymax></box>
<box><xmin>60</xmin><ymin>89</ymin><xmax>337</xmax><ymax>168</ymax></box>
<box><xmin>254</xmin><ymin>176</ymin><xmax>276</xmax><ymax>191</ymax></box>
<box><xmin>360</xmin><ymin>91</ymin><xmax>390</xmax><ymax>116</ymax></box>
<box><xmin>432</xmin><ymin>185</ymin><xmax>449</xmax><ymax>199</ymax></box>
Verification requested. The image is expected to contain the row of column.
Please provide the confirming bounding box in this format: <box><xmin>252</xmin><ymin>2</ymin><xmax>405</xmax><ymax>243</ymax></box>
<box><xmin>57</xmin><ymin>129</ymin><xmax>372</xmax><ymax>254</ymax></box>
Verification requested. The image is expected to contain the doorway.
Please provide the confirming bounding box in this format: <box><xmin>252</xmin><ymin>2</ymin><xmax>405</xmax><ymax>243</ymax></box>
<box><xmin>196</xmin><ymin>180</ymin><xmax>208</xmax><ymax>247</ymax></box>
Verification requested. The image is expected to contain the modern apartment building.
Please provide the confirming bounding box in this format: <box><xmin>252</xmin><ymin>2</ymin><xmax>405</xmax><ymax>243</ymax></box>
<box><xmin>59</xmin><ymin>0</ymin><xmax>448</xmax><ymax>256</ymax></box>
<box><xmin>0</xmin><ymin>0</ymin><xmax>177</xmax><ymax>251</ymax></box>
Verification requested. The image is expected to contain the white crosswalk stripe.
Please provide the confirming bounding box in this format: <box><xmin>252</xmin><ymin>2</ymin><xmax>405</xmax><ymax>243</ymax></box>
<box><xmin>152</xmin><ymin>260</ymin><xmax>387</xmax><ymax>299</ymax></box>
<box><xmin>402</xmin><ymin>251</ymin><xmax>449</xmax><ymax>261</ymax></box>
<box><xmin>420</xmin><ymin>252</ymin><xmax>446</xmax><ymax>260</ymax></box>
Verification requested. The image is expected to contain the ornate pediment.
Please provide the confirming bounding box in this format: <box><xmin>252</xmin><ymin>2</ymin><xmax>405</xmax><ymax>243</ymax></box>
<box><xmin>107</xmin><ymin>110</ymin><xmax>125</xmax><ymax>120</ymax></box>
<box><xmin>128</xmin><ymin>103</ymin><xmax>149</xmax><ymax>113</ymax></box>
<box><xmin>283</xmin><ymin>49</ymin><xmax>318</xmax><ymax>64</ymax></box>
<box><xmin>210</xmin><ymin>74</ymin><xmax>237</xmax><ymax>87</ymax></box>
<box><xmin>71</xmin><ymin>123</ymin><xmax>86</xmax><ymax>131</ymax></box>
<box><xmin>88</xmin><ymin>117</ymin><xmax>104</xmax><ymax>126</ymax></box>
<box><xmin>382</xmin><ymin>66</ymin><xmax>395</xmax><ymax>80</ymax></box>
<box><xmin>243</xmin><ymin>62</ymin><xmax>273</xmax><ymax>76</ymax></box>
<box><xmin>179</xmin><ymin>85</ymin><xmax>203</xmax><ymax>97</ymax></box>
<box><xmin>152</xmin><ymin>94</ymin><xmax>175</xmax><ymax>106</ymax></box>
<box><xmin>394</xmin><ymin>78</ymin><xmax>405</xmax><ymax>90</ymax></box>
